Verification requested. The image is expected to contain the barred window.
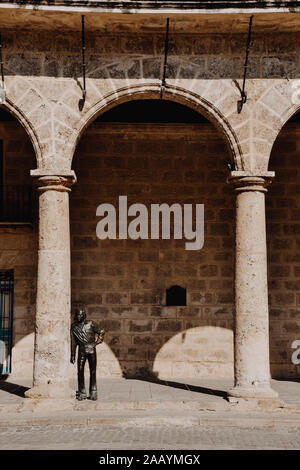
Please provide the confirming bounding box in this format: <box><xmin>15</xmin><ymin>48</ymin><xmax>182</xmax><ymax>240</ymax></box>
<box><xmin>0</xmin><ymin>270</ymin><xmax>14</xmax><ymax>375</ymax></box>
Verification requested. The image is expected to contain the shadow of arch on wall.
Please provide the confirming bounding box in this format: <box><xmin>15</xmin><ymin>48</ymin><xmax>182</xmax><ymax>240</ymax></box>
<box><xmin>109</xmin><ymin>325</ymin><xmax>234</xmax><ymax>380</ymax></box>
<box><xmin>69</xmin><ymin>83</ymin><xmax>243</xmax><ymax>171</ymax></box>
<box><xmin>8</xmin><ymin>332</ymin><xmax>124</xmax><ymax>381</ymax></box>
<box><xmin>9</xmin><ymin>326</ymin><xmax>234</xmax><ymax>387</ymax></box>
<box><xmin>96</xmin><ymin>325</ymin><xmax>234</xmax><ymax>384</ymax></box>
<box><xmin>152</xmin><ymin>326</ymin><xmax>233</xmax><ymax>379</ymax></box>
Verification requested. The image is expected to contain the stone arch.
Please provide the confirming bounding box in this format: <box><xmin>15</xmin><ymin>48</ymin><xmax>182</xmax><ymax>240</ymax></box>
<box><xmin>279</xmin><ymin>103</ymin><xmax>300</xmax><ymax>131</ymax></box>
<box><xmin>246</xmin><ymin>79</ymin><xmax>300</xmax><ymax>172</ymax></box>
<box><xmin>0</xmin><ymin>99</ymin><xmax>41</xmax><ymax>167</ymax></box>
<box><xmin>68</xmin><ymin>83</ymin><xmax>243</xmax><ymax>170</ymax></box>
<box><xmin>267</xmin><ymin>101</ymin><xmax>300</xmax><ymax>171</ymax></box>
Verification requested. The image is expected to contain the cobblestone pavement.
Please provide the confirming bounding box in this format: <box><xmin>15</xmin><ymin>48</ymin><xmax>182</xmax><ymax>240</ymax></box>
<box><xmin>0</xmin><ymin>423</ymin><xmax>300</xmax><ymax>450</ymax></box>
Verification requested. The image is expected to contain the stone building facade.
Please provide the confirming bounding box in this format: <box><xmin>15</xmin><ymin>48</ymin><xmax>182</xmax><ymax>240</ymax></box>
<box><xmin>0</xmin><ymin>0</ymin><xmax>300</xmax><ymax>401</ymax></box>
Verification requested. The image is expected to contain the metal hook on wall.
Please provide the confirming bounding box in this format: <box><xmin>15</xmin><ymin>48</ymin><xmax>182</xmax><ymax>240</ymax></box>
<box><xmin>0</xmin><ymin>32</ymin><xmax>5</xmax><ymax>104</ymax></box>
<box><xmin>78</xmin><ymin>15</ymin><xmax>86</xmax><ymax>111</ymax></box>
<box><xmin>160</xmin><ymin>18</ymin><xmax>170</xmax><ymax>100</ymax></box>
<box><xmin>237</xmin><ymin>15</ymin><xmax>253</xmax><ymax>114</ymax></box>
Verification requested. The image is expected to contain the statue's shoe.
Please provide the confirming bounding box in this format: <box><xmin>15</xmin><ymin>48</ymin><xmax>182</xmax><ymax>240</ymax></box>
<box><xmin>76</xmin><ymin>391</ymin><xmax>87</xmax><ymax>400</ymax></box>
<box><xmin>89</xmin><ymin>391</ymin><xmax>98</xmax><ymax>400</ymax></box>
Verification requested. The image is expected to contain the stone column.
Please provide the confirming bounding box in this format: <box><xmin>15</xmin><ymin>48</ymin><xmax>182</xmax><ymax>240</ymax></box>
<box><xmin>228</xmin><ymin>172</ymin><xmax>278</xmax><ymax>400</ymax></box>
<box><xmin>25</xmin><ymin>171</ymin><xmax>76</xmax><ymax>399</ymax></box>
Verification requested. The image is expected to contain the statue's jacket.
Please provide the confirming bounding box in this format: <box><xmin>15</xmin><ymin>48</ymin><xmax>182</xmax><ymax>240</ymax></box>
<box><xmin>71</xmin><ymin>320</ymin><xmax>104</xmax><ymax>355</ymax></box>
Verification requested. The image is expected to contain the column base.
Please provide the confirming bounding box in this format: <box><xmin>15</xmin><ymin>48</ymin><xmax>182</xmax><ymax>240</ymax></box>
<box><xmin>24</xmin><ymin>382</ymin><xmax>73</xmax><ymax>399</ymax></box>
<box><xmin>228</xmin><ymin>384</ymin><xmax>279</xmax><ymax>400</ymax></box>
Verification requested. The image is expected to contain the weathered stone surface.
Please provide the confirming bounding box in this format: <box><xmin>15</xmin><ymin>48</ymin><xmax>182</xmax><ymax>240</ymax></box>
<box><xmin>24</xmin><ymin>175</ymin><xmax>75</xmax><ymax>399</ymax></box>
<box><xmin>228</xmin><ymin>175</ymin><xmax>278</xmax><ymax>400</ymax></box>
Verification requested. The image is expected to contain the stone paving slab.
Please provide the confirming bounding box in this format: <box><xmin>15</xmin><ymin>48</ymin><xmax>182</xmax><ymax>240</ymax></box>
<box><xmin>0</xmin><ymin>376</ymin><xmax>231</xmax><ymax>404</ymax></box>
<box><xmin>1</xmin><ymin>376</ymin><xmax>300</xmax><ymax>403</ymax></box>
<box><xmin>0</xmin><ymin>376</ymin><xmax>299</xmax><ymax>429</ymax></box>
<box><xmin>1</xmin><ymin>407</ymin><xmax>300</xmax><ymax>430</ymax></box>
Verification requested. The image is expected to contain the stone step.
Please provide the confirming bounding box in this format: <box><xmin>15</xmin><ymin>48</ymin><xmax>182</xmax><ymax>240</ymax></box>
<box><xmin>0</xmin><ymin>398</ymin><xmax>228</xmax><ymax>414</ymax></box>
<box><xmin>0</xmin><ymin>396</ymin><xmax>300</xmax><ymax>429</ymax></box>
<box><xmin>1</xmin><ymin>408</ymin><xmax>300</xmax><ymax>429</ymax></box>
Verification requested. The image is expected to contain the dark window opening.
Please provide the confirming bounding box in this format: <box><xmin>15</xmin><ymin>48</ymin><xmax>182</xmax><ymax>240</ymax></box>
<box><xmin>166</xmin><ymin>285</ymin><xmax>187</xmax><ymax>306</ymax></box>
<box><xmin>95</xmin><ymin>99</ymin><xmax>209</xmax><ymax>124</ymax></box>
<box><xmin>0</xmin><ymin>117</ymin><xmax>33</xmax><ymax>224</ymax></box>
<box><xmin>0</xmin><ymin>184</ymin><xmax>33</xmax><ymax>223</ymax></box>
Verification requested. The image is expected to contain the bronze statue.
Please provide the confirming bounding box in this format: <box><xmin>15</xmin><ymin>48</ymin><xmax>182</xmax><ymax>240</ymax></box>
<box><xmin>70</xmin><ymin>307</ymin><xmax>105</xmax><ymax>400</ymax></box>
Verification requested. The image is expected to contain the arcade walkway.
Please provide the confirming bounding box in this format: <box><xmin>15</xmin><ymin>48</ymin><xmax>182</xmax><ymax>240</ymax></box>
<box><xmin>0</xmin><ymin>376</ymin><xmax>300</xmax><ymax>408</ymax></box>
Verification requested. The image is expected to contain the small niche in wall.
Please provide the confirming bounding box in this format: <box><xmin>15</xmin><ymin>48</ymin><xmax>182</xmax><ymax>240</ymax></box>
<box><xmin>166</xmin><ymin>285</ymin><xmax>186</xmax><ymax>306</ymax></box>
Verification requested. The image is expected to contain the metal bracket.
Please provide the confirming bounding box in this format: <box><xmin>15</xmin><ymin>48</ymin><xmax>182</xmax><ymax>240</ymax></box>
<box><xmin>160</xmin><ymin>18</ymin><xmax>170</xmax><ymax>100</ymax></box>
<box><xmin>79</xmin><ymin>15</ymin><xmax>86</xmax><ymax>110</ymax></box>
<box><xmin>237</xmin><ymin>15</ymin><xmax>253</xmax><ymax>114</ymax></box>
<box><xmin>0</xmin><ymin>32</ymin><xmax>6</xmax><ymax>104</ymax></box>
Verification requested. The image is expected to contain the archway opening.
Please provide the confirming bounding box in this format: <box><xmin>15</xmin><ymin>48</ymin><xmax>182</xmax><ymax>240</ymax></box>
<box><xmin>0</xmin><ymin>105</ymin><xmax>37</xmax><ymax>380</ymax></box>
<box><xmin>94</xmin><ymin>99</ymin><xmax>209</xmax><ymax>123</ymax></box>
<box><xmin>71</xmin><ymin>98</ymin><xmax>235</xmax><ymax>379</ymax></box>
<box><xmin>267</xmin><ymin>109</ymin><xmax>300</xmax><ymax>380</ymax></box>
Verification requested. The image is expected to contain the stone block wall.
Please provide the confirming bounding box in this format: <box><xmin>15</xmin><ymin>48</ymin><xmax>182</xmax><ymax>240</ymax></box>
<box><xmin>3</xmin><ymin>29</ymin><xmax>300</xmax><ymax>80</ymax></box>
<box><xmin>71</xmin><ymin>121</ymin><xmax>235</xmax><ymax>378</ymax></box>
<box><xmin>3</xmin><ymin>28</ymin><xmax>300</xmax><ymax>172</ymax></box>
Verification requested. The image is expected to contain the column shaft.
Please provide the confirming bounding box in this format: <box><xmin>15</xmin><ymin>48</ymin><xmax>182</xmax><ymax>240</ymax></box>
<box><xmin>229</xmin><ymin>176</ymin><xmax>278</xmax><ymax>399</ymax></box>
<box><xmin>25</xmin><ymin>175</ymin><xmax>75</xmax><ymax>399</ymax></box>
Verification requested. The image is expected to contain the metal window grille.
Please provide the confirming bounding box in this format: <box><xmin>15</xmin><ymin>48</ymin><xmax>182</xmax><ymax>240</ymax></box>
<box><xmin>0</xmin><ymin>140</ymin><xmax>2</xmax><ymax>213</ymax></box>
<box><xmin>0</xmin><ymin>270</ymin><xmax>14</xmax><ymax>374</ymax></box>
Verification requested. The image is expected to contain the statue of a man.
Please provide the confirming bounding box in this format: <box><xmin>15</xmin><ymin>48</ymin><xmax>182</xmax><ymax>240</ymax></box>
<box><xmin>70</xmin><ymin>307</ymin><xmax>105</xmax><ymax>400</ymax></box>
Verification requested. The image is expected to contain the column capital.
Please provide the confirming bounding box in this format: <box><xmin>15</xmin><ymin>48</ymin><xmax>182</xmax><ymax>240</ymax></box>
<box><xmin>227</xmin><ymin>171</ymin><xmax>275</xmax><ymax>193</ymax></box>
<box><xmin>30</xmin><ymin>170</ymin><xmax>77</xmax><ymax>193</ymax></box>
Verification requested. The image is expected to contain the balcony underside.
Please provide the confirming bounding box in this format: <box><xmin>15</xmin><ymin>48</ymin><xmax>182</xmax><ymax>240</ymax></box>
<box><xmin>0</xmin><ymin>3</ymin><xmax>299</xmax><ymax>34</ymax></box>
